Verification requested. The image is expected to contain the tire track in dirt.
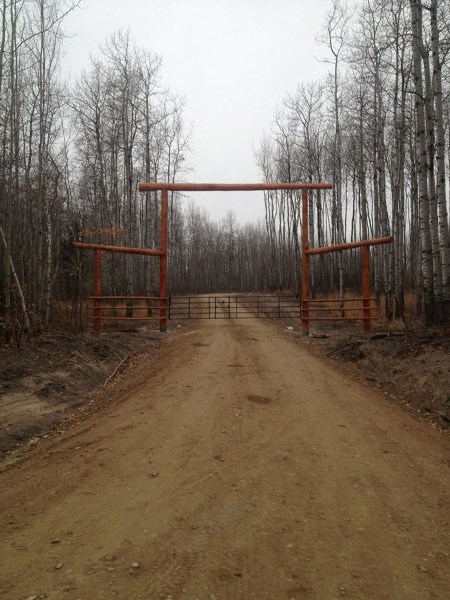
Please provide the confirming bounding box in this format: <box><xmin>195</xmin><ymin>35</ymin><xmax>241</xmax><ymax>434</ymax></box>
<box><xmin>0</xmin><ymin>316</ymin><xmax>449</xmax><ymax>599</ymax></box>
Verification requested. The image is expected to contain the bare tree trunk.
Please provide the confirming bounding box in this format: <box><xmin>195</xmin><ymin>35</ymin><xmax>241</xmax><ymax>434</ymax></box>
<box><xmin>44</xmin><ymin>202</ymin><xmax>52</xmax><ymax>327</ymax></box>
<box><xmin>358</xmin><ymin>90</ymin><xmax>368</xmax><ymax>241</ymax></box>
<box><xmin>421</xmin><ymin>34</ymin><xmax>443</xmax><ymax>312</ymax></box>
<box><xmin>2</xmin><ymin>0</ymin><xmax>17</xmax><ymax>332</ymax></box>
<box><xmin>410</xmin><ymin>0</ymin><xmax>435</xmax><ymax>322</ymax></box>
<box><xmin>392</xmin><ymin>23</ymin><xmax>407</xmax><ymax>319</ymax></box>
<box><xmin>0</xmin><ymin>221</ymin><xmax>31</xmax><ymax>332</ymax></box>
<box><xmin>431</xmin><ymin>0</ymin><xmax>450</xmax><ymax>314</ymax></box>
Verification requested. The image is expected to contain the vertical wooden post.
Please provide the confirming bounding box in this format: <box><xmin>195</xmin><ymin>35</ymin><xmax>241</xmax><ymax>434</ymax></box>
<box><xmin>301</xmin><ymin>188</ymin><xmax>310</xmax><ymax>334</ymax></box>
<box><xmin>160</xmin><ymin>189</ymin><xmax>168</xmax><ymax>332</ymax></box>
<box><xmin>361</xmin><ymin>245</ymin><xmax>371</xmax><ymax>331</ymax></box>
<box><xmin>94</xmin><ymin>249</ymin><xmax>102</xmax><ymax>333</ymax></box>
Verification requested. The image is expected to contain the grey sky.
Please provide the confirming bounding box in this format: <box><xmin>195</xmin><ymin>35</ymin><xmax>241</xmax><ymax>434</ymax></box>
<box><xmin>64</xmin><ymin>0</ymin><xmax>331</xmax><ymax>224</ymax></box>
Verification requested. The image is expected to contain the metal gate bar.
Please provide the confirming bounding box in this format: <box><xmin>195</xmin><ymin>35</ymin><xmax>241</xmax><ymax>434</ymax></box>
<box><xmin>169</xmin><ymin>296</ymin><xmax>301</xmax><ymax>320</ymax></box>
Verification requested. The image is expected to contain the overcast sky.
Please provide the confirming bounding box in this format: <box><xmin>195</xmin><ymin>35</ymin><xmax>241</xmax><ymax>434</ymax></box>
<box><xmin>64</xmin><ymin>0</ymin><xmax>331</xmax><ymax>224</ymax></box>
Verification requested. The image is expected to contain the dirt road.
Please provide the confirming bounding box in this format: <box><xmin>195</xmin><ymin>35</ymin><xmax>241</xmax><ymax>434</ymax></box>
<box><xmin>0</xmin><ymin>317</ymin><xmax>449</xmax><ymax>600</ymax></box>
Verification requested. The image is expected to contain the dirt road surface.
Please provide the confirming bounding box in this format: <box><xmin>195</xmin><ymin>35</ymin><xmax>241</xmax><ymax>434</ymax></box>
<box><xmin>1</xmin><ymin>317</ymin><xmax>449</xmax><ymax>600</ymax></box>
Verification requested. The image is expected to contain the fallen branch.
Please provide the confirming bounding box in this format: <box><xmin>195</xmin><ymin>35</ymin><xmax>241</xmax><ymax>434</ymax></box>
<box><xmin>103</xmin><ymin>355</ymin><xmax>130</xmax><ymax>387</ymax></box>
<box><xmin>0</xmin><ymin>221</ymin><xmax>31</xmax><ymax>332</ymax></box>
<box><xmin>327</xmin><ymin>340</ymin><xmax>364</xmax><ymax>356</ymax></box>
<box><xmin>370</xmin><ymin>332</ymin><xmax>388</xmax><ymax>340</ymax></box>
<box><xmin>425</xmin><ymin>407</ymin><xmax>450</xmax><ymax>423</ymax></box>
<box><xmin>365</xmin><ymin>375</ymin><xmax>396</xmax><ymax>386</ymax></box>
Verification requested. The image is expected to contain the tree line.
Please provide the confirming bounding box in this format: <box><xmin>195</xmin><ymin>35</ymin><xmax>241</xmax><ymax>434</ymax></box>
<box><xmin>257</xmin><ymin>0</ymin><xmax>449</xmax><ymax>323</ymax></box>
<box><xmin>0</xmin><ymin>0</ymin><xmax>301</xmax><ymax>338</ymax></box>
<box><xmin>1</xmin><ymin>0</ymin><xmax>449</xmax><ymax>340</ymax></box>
<box><xmin>0</xmin><ymin>1</ymin><xmax>191</xmax><ymax>337</ymax></box>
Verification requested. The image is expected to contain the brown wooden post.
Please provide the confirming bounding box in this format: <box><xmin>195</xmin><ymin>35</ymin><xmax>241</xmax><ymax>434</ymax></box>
<box><xmin>301</xmin><ymin>188</ymin><xmax>310</xmax><ymax>334</ymax></box>
<box><xmin>361</xmin><ymin>245</ymin><xmax>371</xmax><ymax>331</ymax></box>
<box><xmin>94</xmin><ymin>249</ymin><xmax>102</xmax><ymax>333</ymax></box>
<box><xmin>159</xmin><ymin>188</ymin><xmax>168</xmax><ymax>332</ymax></box>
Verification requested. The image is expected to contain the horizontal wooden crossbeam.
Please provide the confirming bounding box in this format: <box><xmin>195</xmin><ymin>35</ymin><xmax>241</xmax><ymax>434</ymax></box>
<box><xmin>138</xmin><ymin>182</ymin><xmax>332</xmax><ymax>192</ymax></box>
<box><xmin>306</xmin><ymin>236</ymin><xmax>393</xmax><ymax>255</ymax></box>
<box><xmin>73</xmin><ymin>242</ymin><xmax>163</xmax><ymax>256</ymax></box>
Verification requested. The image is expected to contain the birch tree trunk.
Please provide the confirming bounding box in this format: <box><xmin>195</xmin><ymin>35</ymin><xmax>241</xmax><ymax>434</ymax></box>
<box><xmin>430</xmin><ymin>0</ymin><xmax>450</xmax><ymax>313</ymax></box>
<box><xmin>420</xmin><ymin>31</ymin><xmax>443</xmax><ymax>310</ymax></box>
<box><xmin>0</xmin><ymin>222</ymin><xmax>31</xmax><ymax>332</ymax></box>
<box><xmin>410</xmin><ymin>0</ymin><xmax>435</xmax><ymax>322</ymax></box>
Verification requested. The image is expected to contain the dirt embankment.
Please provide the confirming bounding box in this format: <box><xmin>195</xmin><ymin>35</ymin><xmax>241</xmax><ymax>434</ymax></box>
<box><xmin>292</xmin><ymin>323</ymin><xmax>450</xmax><ymax>429</ymax></box>
<box><xmin>0</xmin><ymin>328</ymin><xmax>162</xmax><ymax>460</ymax></box>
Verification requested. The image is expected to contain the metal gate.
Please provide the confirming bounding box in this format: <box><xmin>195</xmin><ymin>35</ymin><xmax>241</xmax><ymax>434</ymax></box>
<box><xmin>168</xmin><ymin>295</ymin><xmax>301</xmax><ymax>320</ymax></box>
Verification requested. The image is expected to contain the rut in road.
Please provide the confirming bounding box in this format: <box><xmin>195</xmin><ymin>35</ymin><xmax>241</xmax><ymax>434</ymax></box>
<box><xmin>0</xmin><ymin>317</ymin><xmax>449</xmax><ymax>600</ymax></box>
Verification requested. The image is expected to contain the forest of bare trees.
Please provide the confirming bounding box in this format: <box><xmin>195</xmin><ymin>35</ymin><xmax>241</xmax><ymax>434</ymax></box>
<box><xmin>0</xmin><ymin>1</ymin><xmax>190</xmax><ymax>337</ymax></box>
<box><xmin>0</xmin><ymin>0</ymin><xmax>449</xmax><ymax>340</ymax></box>
<box><xmin>257</xmin><ymin>0</ymin><xmax>449</xmax><ymax>323</ymax></box>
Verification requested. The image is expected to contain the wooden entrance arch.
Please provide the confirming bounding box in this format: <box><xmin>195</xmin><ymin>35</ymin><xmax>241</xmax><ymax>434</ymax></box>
<box><xmin>74</xmin><ymin>181</ymin><xmax>393</xmax><ymax>333</ymax></box>
<box><xmin>139</xmin><ymin>182</ymin><xmax>333</xmax><ymax>332</ymax></box>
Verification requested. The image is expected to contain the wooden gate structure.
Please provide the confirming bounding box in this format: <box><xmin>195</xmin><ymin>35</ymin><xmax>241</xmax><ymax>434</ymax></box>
<box><xmin>73</xmin><ymin>181</ymin><xmax>392</xmax><ymax>333</ymax></box>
